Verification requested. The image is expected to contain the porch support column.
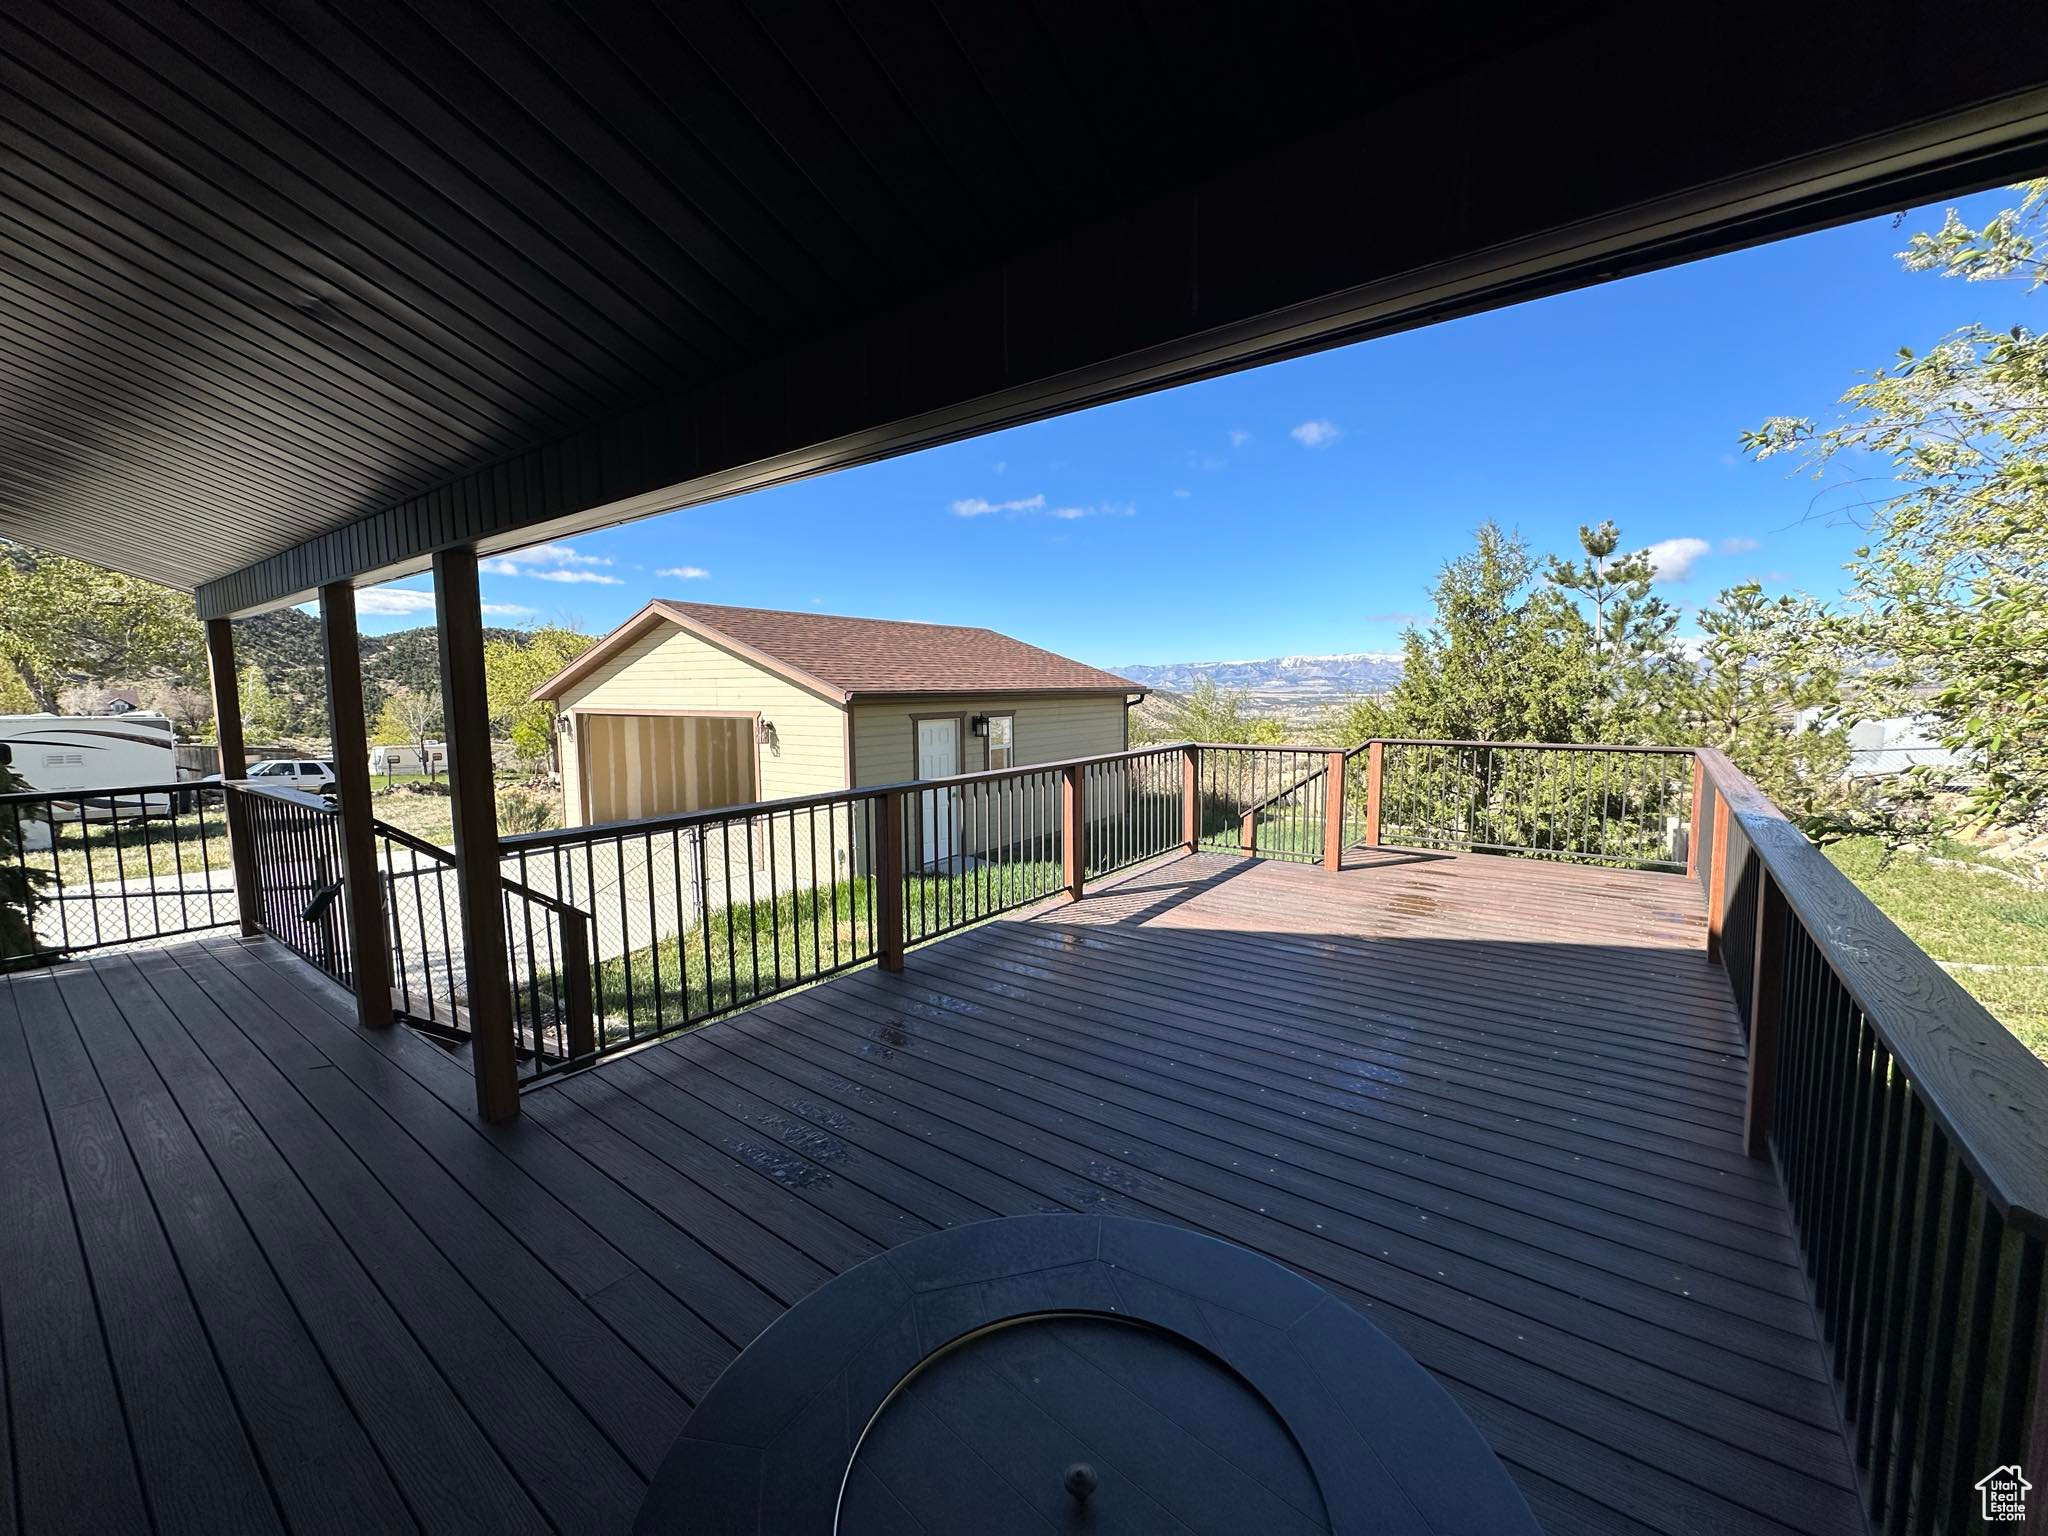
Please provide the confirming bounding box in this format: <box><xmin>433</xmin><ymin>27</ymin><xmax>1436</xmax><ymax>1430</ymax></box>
<box><xmin>434</xmin><ymin>546</ymin><xmax>518</xmax><ymax>1122</ymax></box>
<box><xmin>318</xmin><ymin>583</ymin><xmax>393</xmax><ymax>1032</ymax></box>
<box><xmin>204</xmin><ymin>616</ymin><xmax>262</xmax><ymax>938</ymax></box>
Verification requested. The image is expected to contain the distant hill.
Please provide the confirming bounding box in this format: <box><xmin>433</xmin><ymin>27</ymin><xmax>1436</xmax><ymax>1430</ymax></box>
<box><xmin>237</xmin><ymin>611</ymin><xmax>529</xmax><ymax>736</ymax></box>
<box><xmin>1117</xmin><ymin>651</ymin><xmax>1404</xmax><ymax>702</ymax></box>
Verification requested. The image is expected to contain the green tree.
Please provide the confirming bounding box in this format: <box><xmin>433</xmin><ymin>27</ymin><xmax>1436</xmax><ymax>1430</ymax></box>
<box><xmin>0</xmin><ymin>546</ymin><xmax>204</xmax><ymax>712</ymax></box>
<box><xmin>1382</xmin><ymin>522</ymin><xmax>1595</xmax><ymax>742</ymax></box>
<box><xmin>0</xmin><ymin>750</ymin><xmax>50</xmax><ymax>968</ymax></box>
<box><xmin>238</xmin><ymin>664</ymin><xmax>290</xmax><ymax>741</ymax></box>
<box><xmin>483</xmin><ymin>626</ymin><xmax>593</xmax><ymax>771</ymax></box>
<box><xmin>1145</xmin><ymin>676</ymin><xmax>1288</xmax><ymax>745</ymax></box>
<box><xmin>1545</xmin><ymin>522</ymin><xmax>1685</xmax><ymax>739</ymax></box>
<box><xmin>1745</xmin><ymin>180</ymin><xmax>2048</xmax><ymax>830</ymax></box>
<box><xmin>1682</xmin><ymin>583</ymin><xmax>1849</xmax><ymax>817</ymax></box>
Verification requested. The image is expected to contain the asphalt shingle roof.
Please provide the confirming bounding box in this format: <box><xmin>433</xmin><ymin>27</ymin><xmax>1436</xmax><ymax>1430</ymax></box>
<box><xmin>534</xmin><ymin>600</ymin><xmax>1143</xmax><ymax>702</ymax></box>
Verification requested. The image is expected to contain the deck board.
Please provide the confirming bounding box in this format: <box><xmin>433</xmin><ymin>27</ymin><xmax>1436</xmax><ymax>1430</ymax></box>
<box><xmin>0</xmin><ymin>847</ymin><xmax>1865</xmax><ymax>1535</ymax></box>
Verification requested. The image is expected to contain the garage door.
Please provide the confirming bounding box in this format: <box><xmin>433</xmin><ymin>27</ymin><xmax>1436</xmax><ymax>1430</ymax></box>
<box><xmin>581</xmin><ymin>713</ymin><xmax>756</xmax><ymax>824</ymax></box>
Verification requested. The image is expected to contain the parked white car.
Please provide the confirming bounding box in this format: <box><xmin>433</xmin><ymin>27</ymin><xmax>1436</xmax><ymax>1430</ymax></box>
<box><xmin>207</xmin><ymin>758</ymin><xmax>338</xmax><ymax>796</ymax></box>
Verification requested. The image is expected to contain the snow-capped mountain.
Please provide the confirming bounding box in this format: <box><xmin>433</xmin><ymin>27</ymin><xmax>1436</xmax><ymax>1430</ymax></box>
<box><xmin>1117</xmin><ymin>651</ymin><xmax>1405</xmax><ymax>699</ymax></box>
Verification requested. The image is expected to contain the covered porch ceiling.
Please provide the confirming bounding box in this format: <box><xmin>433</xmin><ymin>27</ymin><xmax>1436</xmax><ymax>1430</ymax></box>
<box><xmin>4</xmin><ymin>1</ymin><xmax>2048</xmax><ymax>618</ymax></box>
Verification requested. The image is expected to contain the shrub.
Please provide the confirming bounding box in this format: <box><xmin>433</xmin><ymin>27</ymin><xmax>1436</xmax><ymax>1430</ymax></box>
<box><xmin>496</xmin><ymin>788</ymin><xmax>556</xmax><ymax>835</ymax></box>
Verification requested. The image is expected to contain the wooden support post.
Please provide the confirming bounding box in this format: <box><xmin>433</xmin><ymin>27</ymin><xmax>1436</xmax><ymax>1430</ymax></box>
<box><xmin>1322</xmin><ymin>750</ymin><xmax>1345</xmax><ymax>872</ymax></box>
<box><xmin>876</xmin><ymin>791</ymin><xmax>905</xmax><ymax>973</ymax></box>
<box><xmin>204</xmin><ymin>616</ymin><xmax>262</xmax><ymax>937</ymax></box>
<box><xmin>318</xmin><ymin>582</ymin><xmax>393</xmax><ymax>1033</ymax></box>
<box><xmin>561</xmin><ymin>914</ymin><xmax>596</xmax><ymax>1061</ymax></box>
<box><xmin>1181</xmin><ymin>745</ymin><xmax>1199</xmax><ymax>852</ymax></box>
<box><xmin>1362</xmin><ymin>741</ymin><xmax>1384</xmax><ymax>849</ymax></box>
<box><xmin>1239</xmin><ymin>808</ymin><xmax>1255</xmax><ymax>855</ymax></box>
<box><xmin>1706</xmin><ymin>787</ymin><xmax>1730</xmax><ymax>964</ymax></box>
<box><xmin>434</xmin><ymin>547</ymin><xmax>518</xmax><ymax>1123</ymax></box>
<box><xmin>1062</xmin><ymin>763</ymin><xmax>1085</xmax><ymax>900</ymax></box>
<box><xmin>1742</xmin><ymin>868</ymin><xmax>1788</xmax><ymax>1158</ymax></box>
<box><xmin>1686</xmin><ymin>751</ymin><xmax>1705</xmax><ymax>878</ymax></box>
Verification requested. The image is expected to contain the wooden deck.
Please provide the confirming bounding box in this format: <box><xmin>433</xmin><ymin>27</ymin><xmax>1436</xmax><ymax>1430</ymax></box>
<box><xmin>0</xmin><ymin>847</ymin><xmax>1862</xmax><ymax>1536</ymax></box>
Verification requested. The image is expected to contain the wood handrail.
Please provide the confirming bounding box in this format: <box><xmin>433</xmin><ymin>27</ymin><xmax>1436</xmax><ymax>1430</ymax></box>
<box><xmin>1372</xmin><ymin>738</ymin><xmax>1697</xmax><ymax>755</ymax></box>
<box><xmin>1697</xmin><ymin>747</ymin><xmax>2048</xmax><ymax>1230</ymax></box>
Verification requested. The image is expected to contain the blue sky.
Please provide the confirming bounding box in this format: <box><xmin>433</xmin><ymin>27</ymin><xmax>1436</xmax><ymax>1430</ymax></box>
<box><xmin>355</xmin><ymin>188</ymin><xmax>2021</xmax><ymax>669</ymax></box>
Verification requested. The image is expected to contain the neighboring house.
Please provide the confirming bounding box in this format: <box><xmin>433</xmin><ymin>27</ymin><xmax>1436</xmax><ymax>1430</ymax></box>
<box><xmin>1795</xmin><ymin>707</ymin><xmax>1970</xmax><ymax>781</ymax></box>
<box><xmin>1839</xmin><ymin>715</ymin><xmax>1967</xmax><ymax>780</ymax></box>
<box><xmin>531</xmin><ymin>601</ymin><xmax>1146</xmax><ymax>834</ymax></box>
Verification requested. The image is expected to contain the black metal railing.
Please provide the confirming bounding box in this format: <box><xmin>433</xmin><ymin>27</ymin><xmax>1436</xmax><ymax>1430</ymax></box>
<box><xmin>1080</xmin><ymin>746</ymin><xmax>1188</xmax><ymax>879</ymax></box>
<box><xmin>1372</xmin><ymin>739</ymin><xmax>1695</xmax><ymax>871</ymax></box>
<box><xmin>1193</xmin><ymin>744</ymin><xmax>1336</xmax><ymax>863</ymax></box>
<box><xmin>237</xmin><ymin>782</ymin><xmax>353</xmax><ymax>982</ymax></box>
<box><xmin>502</xmin><ymin>789</ymin><xmax>885</xmax><ymax>1078</ymax></box>
<box><xmin>369</xmin><ymin>820</ymin><xmax>595</xmax><ymax>1070</ymax></box>
<box><xmin>0</xmin><ymin>780</ymin><xmax>239</xmax><ymax>966</ymax></box>
<box><xmin>904</xmin><ymin>763</ymin><xmax>1066</xmax><ymax>942</ymax></box>
<box><xmin>496</xmin><ymin>745</ymin><xmax>1202</xmax><ymax>1080</ymax></box>
<box><xmin>1700</xmin><ymin>748</ymin><xmax>2047</xmax><ymax>1533</ymax></box>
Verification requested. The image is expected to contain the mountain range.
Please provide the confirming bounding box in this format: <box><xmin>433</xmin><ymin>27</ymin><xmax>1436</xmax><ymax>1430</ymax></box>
<box><xmin>1116</xmin><ymin>651</ymin><xmax>1405</xmax><ymax>700</ymax></box>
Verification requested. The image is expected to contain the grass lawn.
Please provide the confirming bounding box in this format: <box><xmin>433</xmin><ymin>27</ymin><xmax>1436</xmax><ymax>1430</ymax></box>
<box><xmin>25</xmin><ymin>773</ymin><xmax>556</xmax><ymax>888</ymax></box>
<box><xmin>1825</xmin><ymin>836</ymin><xmax>2048</xmax><ymax>1064</ymax></box>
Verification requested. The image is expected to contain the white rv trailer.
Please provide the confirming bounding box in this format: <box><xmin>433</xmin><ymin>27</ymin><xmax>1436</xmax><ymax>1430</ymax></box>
<box><xmin>369</xmin><ymin>741</ymin><xmax>448</xmax><ymax>776</ymax></box>
<box><xmin>0</xmin><ymin>712</ymin><xmax>177</xmax><ymax>821</ymax></box>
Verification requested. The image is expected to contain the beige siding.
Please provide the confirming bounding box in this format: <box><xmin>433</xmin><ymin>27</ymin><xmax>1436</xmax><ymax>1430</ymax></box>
<box><xmin>849</xmin><ymin>693</ymin><xmax>1127</xmax><ymax>786</ymax></box>
<box><xmin>850</xmin><ymin>693</ymin><xmax>1130</xmax><ymax>866</ymax></box>
<box><xmin>556</xmin><ymin>623</ymin><xmax>846</xmax><ymax>826</ymax></box>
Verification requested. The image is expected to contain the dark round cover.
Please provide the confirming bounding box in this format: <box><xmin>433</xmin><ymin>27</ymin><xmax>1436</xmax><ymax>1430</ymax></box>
<box><xmin>633</xmin><ymin>1213</ymin><xmax>1541</xmax><ymax>1535</ymax></box>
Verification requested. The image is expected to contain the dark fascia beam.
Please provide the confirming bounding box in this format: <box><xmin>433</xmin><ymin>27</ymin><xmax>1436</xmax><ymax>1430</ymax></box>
<box><xmin>195</xmin><ymin>26</ymin><xmax>2048</xmax><ymax>619</ymax></box>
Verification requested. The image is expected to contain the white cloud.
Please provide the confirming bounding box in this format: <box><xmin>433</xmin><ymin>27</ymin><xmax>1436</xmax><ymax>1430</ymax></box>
<box><xmin>950</xmin><ymin>492</ymin><xmax>1046</xmax><ymax>518</ymax></box>
<box><xmin>1172</xmin><ymin>487</ymin><xmax>1192</xmax><ymax>498</ymax></box>
<box><xmin>482</xmin><ymin>602</ymin><xmax>534</xmax><ymax>618</ymax></box>
<box><xmin>1048</xmin><ymin>502</ymin><xmax>1136</xmax><ymax>521</ymax></box>
<box><xmin>1719</xmin><ymin>536</ymin><xmax>1761</xmax><ymax>554</ymax></box>
<box><xmin>1642</xmin><ymin>537</ymin><xmax>1713</xmax><ymax>581</ymax></box>
<box><xmin>992</xmin><ymin>460</ymin><xmax>1007</xmax><ymax>474</ymax></box>
<box><xmin>355</xmin><ymin>587</ymin><xmax>437</xmax><ymax>616</ymax></box>
<box><xmin>1290</xmin><ymin>418</ymin><xmax>1341</xmax><ymax>449</ymax></box>
<box><xmin>657</xmin><ymin>566</ymin><xmax>710</xmax><ymax>580</ymax></box>
<box><xmin>1227</xmin><ymin>428</ymin><xmax>1253</xmax><ymax>448</ymax></box>
<box><xmin>480</xmin><ymin>541</ymin><xmax>613</xmax><ymax>578</ymax></box>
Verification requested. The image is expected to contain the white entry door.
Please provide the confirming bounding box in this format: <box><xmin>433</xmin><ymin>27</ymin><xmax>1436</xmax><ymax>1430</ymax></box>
<box><xmin>915</xmin><ymin>718</ymin><xmax>960</xmax><ymax>866</ymax></box>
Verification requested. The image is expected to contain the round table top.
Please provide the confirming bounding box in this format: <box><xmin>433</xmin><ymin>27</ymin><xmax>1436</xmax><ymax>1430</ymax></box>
<box><xmin>633</xmin><ymin>1214</ymin><xmax>1541</xmax><ymax>1536</ymax></box>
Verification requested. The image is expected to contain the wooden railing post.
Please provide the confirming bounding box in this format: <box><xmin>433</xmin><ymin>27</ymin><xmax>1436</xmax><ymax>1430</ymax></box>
<box><xmin>1062</xmin><ymin>763</ymin><xmax>1085</xmax><ymax>900</ymax></box>
<box><xmin>1322</xmin><ymin>749</ymin><xmax>1345</xmax><ymax>872</ymax></box>
<box><xmin>561</xmin><ymin>913</ymin><xmax>596</xmax><ymax>1060</ymax></box>
<box><xmin>1362</xmin><ymin>741</ymin><xmax>1384</xmax><ymax>849</ymax></box>
<box><xmin>1706</xmin><ymin>786</ymin><xmax>1730</xmax><ymax>964</ymax></box>
<box><xmin>1181</xmin><ymin>745</ymin><xmax>1199</xmax><ymax>852</ymax></box>
<box><xmin>222</xmin><ymin>785</ymin><xmax>263</xmax><ymax>937</ymax></box>
<box><xmin>1742</xmin><ymin>868</ymin><xmax>1788</xmax><ymax>1158</ymax></box>
<box><xmin>876</xmin><ymin>791</ymin><xmax>905</xmax><ymax>972</ymax></box>
<box><xmin>1686</xmin><ymin>751</ymin><xmax>1705</xmax><ymax>878</ymax></box>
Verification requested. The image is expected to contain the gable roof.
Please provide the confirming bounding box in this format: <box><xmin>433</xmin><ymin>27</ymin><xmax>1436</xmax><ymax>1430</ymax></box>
<box><xmin>532</xmin><ymin>600</ymin><xmax>1144</xmax><ymax>705</ymax></box>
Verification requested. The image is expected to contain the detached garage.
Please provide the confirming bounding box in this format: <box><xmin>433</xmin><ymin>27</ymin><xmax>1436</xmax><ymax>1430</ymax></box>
<box><xmin>532</xmin><ymin>600</ymin><xmax>1146</xmax><ymax>830</ymax></box>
